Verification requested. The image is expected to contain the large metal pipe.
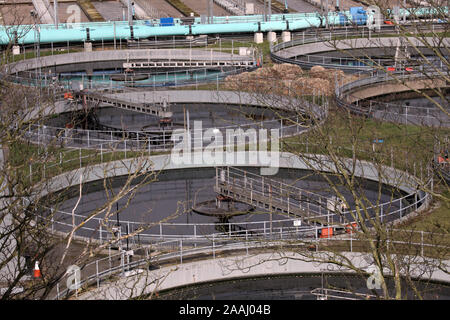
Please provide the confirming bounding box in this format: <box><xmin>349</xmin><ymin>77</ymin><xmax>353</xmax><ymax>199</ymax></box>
<box><xmin>0</xmin><ymin>7</ymin><xmax>447</xmax><ymax>45</ymax></box>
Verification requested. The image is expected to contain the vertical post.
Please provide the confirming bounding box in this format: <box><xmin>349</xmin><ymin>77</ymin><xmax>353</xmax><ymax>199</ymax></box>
<box><xmin>405</xmin><ymin>105</ymin><xmax>408</xmax><ymax>125</ymax></box>
<box><xmin>121</xmin><ymin>250</ymin><xmax>125</xmax><ymax>277</ymax></box>
<box><xmin>268</xmin><ymin>0</ymin><xmax>272</xmax><ymax>19</ymax></box>
<box><xmin>246</xmin><ymin>230</ymin><xmax>248</xmax><ymax>256</ymax></box>
<box><xmin>350</xmin><ymin>231</ymin><xmax>353</xmax><ymax>252</ymax></box>
<box><xmin>264</xmin><ymin>0</ymin><xmax>267</xmax><ymax>21</ymax></box>
<box><xmin>262</xmin><ymin>176</ymin><xmax>264</xmax><ymax>196</ymax></box>
<box><xmin>280</xmin><ymin>119</ymin><xmax>283</xmax><ymax>137</ymax></box>
<box><xmin>113</xmin><ymin>22</ymin><xmax>116</xmax><ymax>50</ymax></box>
<box><xmin>96</xmin><ymin>260</ymin><xmax>99</xmax><ymax>288</ymax></box>
<box><xmin>126</xmin><ymin>221</ymin><xmax>130</xmax><ymax>251</ymax></box>
<box><xmin>287</xmin><ymin>195</ymin><xmax>290</xmax><ymax>216</ymax></box>
<box><xmin>53</xmin><ymin>0</ymin><xmax>58</xmax><ymax>29</ymax></box>
<box><xmin>215</xmin><ymin>167</ymin><xmax>218</xmax><ymax>190</ymax></box>
<box><xmin>421</xmin><ymin>231</ymin><xmax>424</xmax><ymax>256</ymax></box>
<box><xmin>180</xmin><ymin>239</ymin><xmax>183</xmax><ymax>264</ymax></box>
<box><xmin>109</xmin><ymin>246</ymin><xmax>111</xmax><ymax>270</ymax></box>
<box><xmin>212</xmin><ymin>234</ymin><xmax>215</xmax><ymax>259</ymax></box>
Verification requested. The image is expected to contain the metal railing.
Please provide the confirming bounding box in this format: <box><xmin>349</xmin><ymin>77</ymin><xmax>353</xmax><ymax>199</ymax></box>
<box><xmin>53</xmin><ymin>227</ymin><xmax>450</xmax><ymax>300</ymax></box>
<box><xmin>215</xmin><ymin>166</ymin><xmax>431</xmax><ymax>225</ymax></box>
<box><xmin>336</xmin><ymin>70</ymin><xmax>449</xmax><ymax>97</ymax></box>
<box><xmin>35</xmin><ymin>159</ymin><xmax>431</xmax><ymax>245</ymax></box>
<box><xmin>4</xmin><ymin>65</ymin><xmax>257</xmax><ymax>91</ymax></box>
<box><xmin>270</xmin><ymin>23</ymin><xmax>447</xmax><ymax>72</ymax></box>
<box><xmin>215</xmin><ymin>166</ymin><xmax>332</xmax><ymax>219</ymax></box>
<box><xmin>2</xmin><ymin>35</ymin><xmax>252</xmax><ymax>64</ymax></box>
<box><xmin>310</xmin><ymin>288</ymin><xmax>379</xmax><ymax>300</ymax></box>
<box><xmin>25</xmin><ymin>115</ymin><xmax>303</xmax><ymax>152</ymax></box>
<box><xmin>433</xmin><ymin>161</ymin><xmax>450</xmax><ymax>183</ymax></box>
<box><xmin>335</xmin><ymin>71</ymin><xmax>450</xmax><ymax>127</ymax></box>
<box><xmin>17</xmin><ymin>76</ymin><xmax>327</xmax><ymax>152</ymax></box>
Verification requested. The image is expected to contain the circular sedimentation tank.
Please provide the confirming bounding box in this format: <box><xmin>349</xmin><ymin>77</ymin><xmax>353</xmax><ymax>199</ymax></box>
<box><xmin>152</xmin><ymin>273</ymin><xmax>450</xmax><ymax>300</ymax></box>
<box><xmin>43</xmin><ymin>167</ymin><xmax>409</xmax><ymax>240</ymax></box>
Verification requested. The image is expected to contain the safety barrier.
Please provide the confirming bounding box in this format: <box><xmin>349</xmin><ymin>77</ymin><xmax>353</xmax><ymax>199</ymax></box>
<box><xmin>270</xmin><ymin>23</ymin><xmax>447</xmax><ymax>72</ymax></box>
<box><xmin>335</xmin><ymin>71</ymin><xmax>450</xmax><ymax>127</ymax></box>
<box><xmin>53</xmin><ymin>227</ymin><xmax>450</xmax><ymax>299</ymax></box>
<box><xmin>34</xmin><ymin>151</ymin><xmax>431</xmax><ymax>245</ymax></box>
<box><xmin>24</xmin><ymin>115</ymin><xmax>303</xmax><ymax>152</ymax></box>
<box><xmin>20</xmin><ymin>83</ymin><xmax>325</xmax><ymax>152</ymax></box>
<box><xmin>3</xmin><ymin>65</ymin><xmax>255</xmax><ymax>91</ymax></box>
<box><xmin>39</xmin><ymin>183</ymin><xmax>430</xmax><ymax>244</ymax></box>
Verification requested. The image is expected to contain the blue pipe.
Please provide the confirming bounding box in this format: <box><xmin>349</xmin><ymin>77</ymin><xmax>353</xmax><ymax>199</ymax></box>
<box><xmin>0</xmin><ymin>7</ymin><xmax>446</xmax><ymax>46</ymax></box>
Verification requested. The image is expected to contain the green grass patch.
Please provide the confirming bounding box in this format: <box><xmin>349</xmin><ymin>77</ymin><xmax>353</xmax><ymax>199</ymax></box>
<box><xmin>8</xmin><ymin>140</ymin><xmax>168</xmax><ymax>185</ymax></box>
<box><xmin>4</xmin><ymin>47</ymin><xmax>83</xmax><ymax>64</ymax></box>
<box><xmin>403</xmin><ymin>189</ymin><xmax>450</xmax><ymax>233</ymax></box>
<box><xmin>283</xmin><ymin>109</ymin><xmax>449</xmax><ymax>172</ymax></box>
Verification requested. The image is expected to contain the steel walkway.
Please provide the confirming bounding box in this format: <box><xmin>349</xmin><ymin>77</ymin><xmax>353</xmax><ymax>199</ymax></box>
<box><xmin>123</xmin><ymin>59</ymin><xmax>255</xmax><ymax>69</ymax></box>
<box><xmin>214</xmin><ymin>167</ymin><xmax>338</xmax><ymax>225</ymax></box>
<box><xmin>80</xmin><ymin>91</ymin><xmax>173</xmax><ymax>118</ymax></box>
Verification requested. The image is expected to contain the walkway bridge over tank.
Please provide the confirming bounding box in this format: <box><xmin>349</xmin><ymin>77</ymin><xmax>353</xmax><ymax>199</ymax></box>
<box><xmin>79</xmin><ymin>90</ymin><xmax>173</xmax><ymax>118</ymax></box>
<box><xmin>214</xmin><ymin>167</ymin><xmax>342</xmax><ymax>226</ymax></box>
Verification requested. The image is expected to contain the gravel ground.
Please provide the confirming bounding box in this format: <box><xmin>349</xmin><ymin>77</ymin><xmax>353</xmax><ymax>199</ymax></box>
<box><xmin>92</xmin><ymin>1</ymin><xmax>124</xmax><ymax>21</ymax></box>
<box><xmin>286</xmin><ymin>0</ymin><xmax>318</xmax><ymax>12</ymax></box>
<box><xmin>142</xmin><ymin>0</ymin><xmax>185</xmax><ymax>17</ymax></box>
<box><xmin>181</xmin><ymin>0</ymin><xmax>230</xmax><ymax>16</ymax></box>
<box><xmin>1</xmin><ymin>4</ymin><xmax>40</xmax><ymax>24</ymax></box>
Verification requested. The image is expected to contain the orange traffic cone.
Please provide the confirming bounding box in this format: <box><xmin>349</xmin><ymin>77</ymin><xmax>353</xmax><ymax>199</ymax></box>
<box><xmin>33</xmin><ymin>261</ymin><xmax>41</xmax><ymax>278</ymax></box>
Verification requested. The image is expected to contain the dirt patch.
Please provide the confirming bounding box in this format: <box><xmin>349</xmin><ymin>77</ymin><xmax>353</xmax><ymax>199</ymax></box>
<box><xmin>225</xmin><ymin>63</ymin><xmax>359</xmax><ymax>96</ymax></box>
